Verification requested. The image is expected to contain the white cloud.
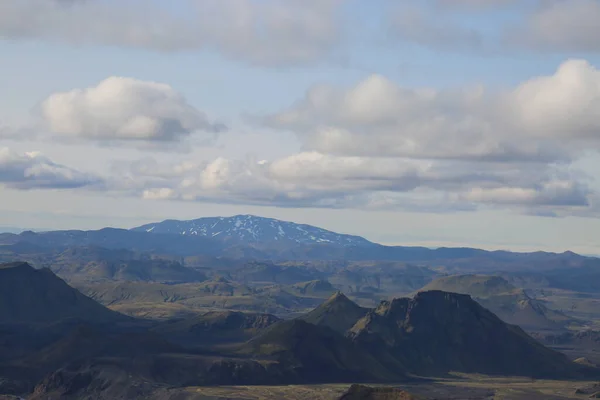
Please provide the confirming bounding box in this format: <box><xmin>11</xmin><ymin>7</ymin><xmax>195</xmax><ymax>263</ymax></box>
<box><xmin>460</xmin><ymin>181</ymin><xmax>590</xmax><ymax>207</ymax></box>
<box><xmin>264</xmin><ymin>59</ymin><xmax>600</xmax><ymax>161</ymax></box>
<box><xmin>0</xmin><ymin>147</ymin><xmax>101</xmax><ymax>190</ymax></box>
<box><xmin>0</xmin><ymin>0</ymin><xmax>343</xmax><ymax>66</ymax></box>
<box><xmin>40</xmin><ymin>77</ymin><xmax>224</xmax><ymax>145</ymax></box>
<box><xmin>108</xmin><ymin>149</ymin><xmax>591</xmax><ymax>214</ymax></box>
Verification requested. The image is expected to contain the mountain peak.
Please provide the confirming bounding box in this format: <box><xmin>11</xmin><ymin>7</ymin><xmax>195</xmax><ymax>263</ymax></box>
<box><xmin>300</xmin><ymin>291</ymin><xmax>369</xmax><ymax>334</ymax></box>
<box><xmin>132</xmin><ymin>215</ymin><xmax>373</xmax><ymax>247</ymax></box>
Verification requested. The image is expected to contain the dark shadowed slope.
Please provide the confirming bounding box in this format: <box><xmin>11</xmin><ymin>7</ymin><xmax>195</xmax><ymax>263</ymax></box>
<box><xmin>242</xmin><ymin>319</ymin><xmax>405</xmax><ymax>383</ymax></box>
<box><xmin>299</xmin><ymin>291</ymin><xmax>369</xmax><ymax>334</ymax></box>
<box><xmin>349</xmin><ymin>290</ymin><xmax>595</xmax><ymax>378</ymax></box>
<box><xmin>0</xmin><ymin>262</ymin><xmax>126</xmax><ymax>324</ymax></box>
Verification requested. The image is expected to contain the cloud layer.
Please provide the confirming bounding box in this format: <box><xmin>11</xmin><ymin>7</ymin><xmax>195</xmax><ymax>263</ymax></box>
<box><xmin>0</xmin><ymin>0</ymin><xmax>343</xmax><ymax>66</ymax></box>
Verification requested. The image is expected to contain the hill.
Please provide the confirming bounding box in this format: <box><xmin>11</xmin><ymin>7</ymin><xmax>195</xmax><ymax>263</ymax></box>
<box><xmin>132</xmin><ymin>214</ymin><xmax>374</xmax><ymax>247</ymax></box>
<box><xmin>299</xmin><ymin>291</ymin><xmax>369</xmax><ymax>333</ymax></box>
<box><xmin>420</xmin><ymin>274</ymin><xmax>516</xmax><ymax>297</ymax></box>
<box><xmin>153</xmin><ymin>310</ymin><xmax>280</xmax><ymax>346</ymax></box>
<box><xmin>0</xmin><ymin>262</ymin><xmax>126</xmax><ymax>324</ymax></box>
<box><xmin>349</xmin><ymin>290</ymin><xmax>593</xmax><ymax>378</ymax></box>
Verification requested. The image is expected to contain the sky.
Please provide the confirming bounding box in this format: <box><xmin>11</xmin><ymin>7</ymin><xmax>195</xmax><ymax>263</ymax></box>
<box><xmin>1</xmin><ymin>0</ymin><xmax>600</xmax><ymax>254</ymax></box>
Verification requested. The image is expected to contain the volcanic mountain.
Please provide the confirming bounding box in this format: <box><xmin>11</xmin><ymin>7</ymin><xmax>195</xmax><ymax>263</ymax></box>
<box><xmin>132</xmin><ymin>214</ymin><xmax>373</xmax><ymax>247</ymax></box>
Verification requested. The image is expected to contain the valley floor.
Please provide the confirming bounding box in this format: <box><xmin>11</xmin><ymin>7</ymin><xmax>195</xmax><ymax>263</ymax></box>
<box><xmin>148</xmin><ymin>375</ymin><xmax>600</xmax><ymax>400</ymax></box>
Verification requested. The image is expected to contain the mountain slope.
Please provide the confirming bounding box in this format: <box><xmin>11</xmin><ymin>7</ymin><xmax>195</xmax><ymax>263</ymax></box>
<box><xmin>153</xmin><ymin>310</ymin><xmax>280</xmax><ymax>346</ymax></box>
<box><xmin>132</xmin><ymin>214</ymin><xmax>374</xmax><ymax>247</ymax></box>
<box><xmin>349</xmin><ymin>290</ymin><xmax>593</xmax><ymax>378</ymax></box>
<box><xmin>0</xmin><ymin>262</ymin><xmax>126</xmax><ymax>324</ymax></box>
<box><xmin>242</xmin><ymin>319</ymin><xmax>405</xmax><ymax>383</ymax></box>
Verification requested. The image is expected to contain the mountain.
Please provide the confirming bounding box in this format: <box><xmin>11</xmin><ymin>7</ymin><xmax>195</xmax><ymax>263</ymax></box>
<box><xmin>132</xmin><ymin>214</ymin><xmax>374</xmax><ymax>247</ymax></box>
<box><xmin>0</xmin><ymin>262</ymin><xmax>126</xmax><ymax>325</ymax></box>
<box><xmin>2</xmin><ymin>221</ymin><xmax>596</xmax><ymax>273</ymax></box>
<box><xmin>300</xmin><ymin>291</ymin><xmax>369</xmax><ymax>333</ymax></box>
<box><xmin>349</xmin><ymin>290</ymin><xmax>593</xmax><ymax>378</ymax></box>
<box><xmin>418</xmin><ymin>275</ymin><xmax>575</xmax><ymax>332</ymax></box>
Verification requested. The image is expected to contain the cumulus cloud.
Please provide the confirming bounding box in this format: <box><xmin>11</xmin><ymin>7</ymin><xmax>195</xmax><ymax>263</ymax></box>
<box><xmin>0</xmin><ymin>0</ymin><xmax>343</xmax><ymax>66</ymax></box>
<box><xmin>263</xmin><ymin>59</ymin><xmax>600</xmax><ymax>161</ymax></box>
<box><xmin>40</xmin><ymin>77</ymin><xmax>224</xmax><ymax>145</ymax></box>
<box><xmin>0</xmin><ymin>147</ymin><xmax>101</xmax><ymax>190</ymax></box>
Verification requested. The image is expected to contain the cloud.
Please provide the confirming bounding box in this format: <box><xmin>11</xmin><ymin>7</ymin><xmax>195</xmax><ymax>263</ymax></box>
<box><xmin>389</xmin><ymin>4</ymin><xmax>484</xmax><ymax>52</ymax></box>
<box><xmin>108</xmin><ymin>150</ymin><xmax>592</xmax><ymax>215</ymax></box>
<box><xmin>459</xmin><ymin>181</ymin><xmax>590</xmax><ymax>207</ymax></box>
<box><xmin>387</xmin><ymin>1</ymin><xmax>600</xmax><ymax>55</ymax></box>
<box><xmin>510</xmin><ymin>0</ymin><xmax>600</xmax><ymax>53</ymax></box>
<box><xmin>434</xmin><ymin>0</ymin><xmax>520</xmax><ymax>9</ymax></box>
<box><xmin>0</xmin><ymin>0</ymin><xmax>343</xmax><ymax>66</ymax></box>
<box><xmin>0</xmin><ymin>147</ymin><xmax>101</xmax><ymax>190</ymax></box>
<box><xmin>263</xmin><ymin>59</ymin><xmax>600</xmax><ymax>161</ymax></box>
<box><xmin>39</xmin><ymin>77</ymin><xmax>224</xmax><ymax>145</ymax></box>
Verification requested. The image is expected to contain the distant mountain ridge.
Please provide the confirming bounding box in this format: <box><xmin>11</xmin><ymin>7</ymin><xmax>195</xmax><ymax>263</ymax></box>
<box><xmin>131</xmin><ymin>214</ymin><xmax>374</xmax><ymax>247</ymax></box>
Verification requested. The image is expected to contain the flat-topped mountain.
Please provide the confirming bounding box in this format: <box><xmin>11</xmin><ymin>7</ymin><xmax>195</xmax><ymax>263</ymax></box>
<box><xmin>0</xmin><ymin>262</ymin><xmax>126</xmax><ymax>324</ymax></box>
<box><xmin>419</xmin><ymin>275</ymin><xmax>575</xmax><ymax>332</ymax></box>
<box><xmin>132</xmin><ymin>214</ymin><xmax>374</xmax><ymax>247</ymax></box>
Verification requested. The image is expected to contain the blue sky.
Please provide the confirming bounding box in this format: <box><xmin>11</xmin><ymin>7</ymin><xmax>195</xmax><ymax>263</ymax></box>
<box><xmin>1</xmin><ymin>0</ymin><xmax>600</xmax><ymax>254</ymax></box>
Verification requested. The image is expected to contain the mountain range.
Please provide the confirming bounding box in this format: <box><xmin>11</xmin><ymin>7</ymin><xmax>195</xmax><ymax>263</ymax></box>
<box><xmin>2</xmin><ymin>261</ymin><xmax>597</xmax><ymax>399</ymax></box>
<box><xmin>0</xmin><ymin>215</ymin><xmax>595</xmax><ymax>273</ymax></box>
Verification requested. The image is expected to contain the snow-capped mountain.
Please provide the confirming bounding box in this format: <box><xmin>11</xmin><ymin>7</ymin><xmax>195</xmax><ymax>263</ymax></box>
<box><xmin>131</xmin><ymin>215</ymin><xmax>374</xmax><ymax>247</ymax></box>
